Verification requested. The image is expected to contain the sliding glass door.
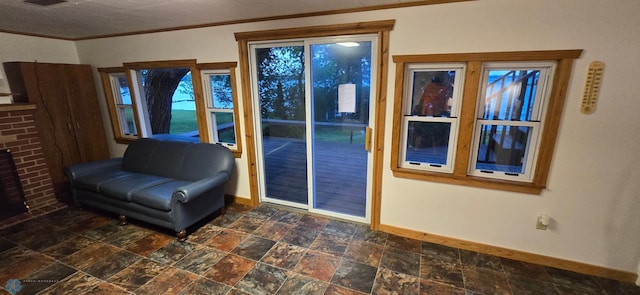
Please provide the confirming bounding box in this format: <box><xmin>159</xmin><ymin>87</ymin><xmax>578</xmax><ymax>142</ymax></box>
<box><xmin>251</xmin><ymin>36</ymin><xmax>376</xmax><ymax>222</ymax></box>
<box><xmin>253</xmin><ymin>44</ymin><xmax>308</xmax><ymax>206</ymax></box>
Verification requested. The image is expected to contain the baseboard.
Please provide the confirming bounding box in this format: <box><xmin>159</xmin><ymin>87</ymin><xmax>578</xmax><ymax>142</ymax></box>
<box><xmin>378</xmin><ymin>223</ymin><xmax>638</xmax><ymax>284</ymax></box>
<box><xmin>228</xmin><ymin>195</ymin><xmax>253</xmax><ymax>206</ymax></box>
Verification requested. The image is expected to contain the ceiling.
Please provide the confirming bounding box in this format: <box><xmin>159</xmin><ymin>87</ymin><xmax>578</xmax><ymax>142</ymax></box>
<box><xmin>0</xmin><ymin>0</ymin><xmax>448</xmax><ymax>40</ymax></box>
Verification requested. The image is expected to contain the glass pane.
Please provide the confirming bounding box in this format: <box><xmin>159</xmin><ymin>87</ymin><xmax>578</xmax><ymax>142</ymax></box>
<box><xmin>119</xmin><ymin>106</ymin><xmax>137</xmax><ymax>136</ymax></box>
<box><xmin>209</xmin><ymin>74</ymin><xmax>233</xmax><ymax>109</ymax></box>
<box><xmin>213</xmin><ymin>112</ymin><xmax>235</xmax><ymax>144</ymax></box>
<box><xmin>115</xmin><ymin>74</ymin><xmax>131</xmax><ymax>104</ymax></box>
<box><xmin>310</xmin><ymin>41</ymin><xmax>371</xmax><ymax>217</ymax></box>
<box><xmin>475</xmin><ymin>124</ymin><xmax>532</xmax><ymax>174</ymax></box>
<box><xmin>405</xmin><ymin>121</ymin><xmax>451</xmax><ymax>165</ymax></box>
<box><xmin>255</xmin><ymin>45</ymin><xmax>308</xmax><ymax>205</ymax></box>
<box><xmin>410</xmin><ymin>71</ymin><xmax>455</xmax><ymax>117</ymax></box>
<box><xmin>481</xmin><ymin>70</ymin><xmax>540</xmax><ymax>121</ymax></box>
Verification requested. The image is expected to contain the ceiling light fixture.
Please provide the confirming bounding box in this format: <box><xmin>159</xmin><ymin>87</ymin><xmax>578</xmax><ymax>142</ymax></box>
<box><xmin>24</xmin><ymin>0</ymin><xmax>67</xmax><ymax>6</ymax></box>
<box><xmin>337</xmin><ymin>42</ymin><xmax>360</xmax><ymax>47</ymax></box>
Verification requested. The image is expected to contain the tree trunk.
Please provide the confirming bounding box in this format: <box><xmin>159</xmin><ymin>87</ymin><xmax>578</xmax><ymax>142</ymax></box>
<box><xmin>145</xmin><ymin>68</ymin><xmax>189</xmax><ymax>134</ymax></box>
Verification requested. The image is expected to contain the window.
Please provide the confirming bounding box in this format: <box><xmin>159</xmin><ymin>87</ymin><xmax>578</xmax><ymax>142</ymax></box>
<box><xmin>400</xmin><ymin>64</ymin><xmax>465</xmax><ymax>173</ymax></box>
<box><xmin>123</xmin><ymin>60</ymin><xmax>200</xmax><ymax>139</ymax></box>
<box><xmin>470</xmin><ymin>63</ymin><xmax>553</xmax><ymax>181</ymax></box>
<box><xmin>391</xmin><ymin>50</ymin><xmax>582</xmax><ymax>193</ymax></box>
<box><xmin>99</xmin><ymin>61</ymin><xmax>242</xmax><ymax>157</ymax></box>
<box><xmin>198</xmin><ymin>62</ymin><xmax>242</xmax><ymax>153</ymax></box>
<box><xmin>98</xmin><ymin>68</ymin><xmax>138</xmax><ymax>143</ymax></box>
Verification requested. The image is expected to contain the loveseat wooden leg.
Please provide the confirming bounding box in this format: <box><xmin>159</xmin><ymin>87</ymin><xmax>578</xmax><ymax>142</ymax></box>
<box><xmin>119</xmin><ymin>215</ymin><xmax>127</xmax><ymax>225</ymax></box>
<box><xmin>221</xmin><ymin>206</ymin><xmax>227</xmax><ymax>215</ymax></box>
<box><xmin>176</xmin><ymin>230</ymin><xmax>187</xmax><ymax>242</ymax></box>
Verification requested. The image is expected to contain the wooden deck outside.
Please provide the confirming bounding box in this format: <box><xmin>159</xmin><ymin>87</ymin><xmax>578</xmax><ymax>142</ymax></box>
<box><xmin>262</xmin><ymin>136</ymin><xmax>367</xmax><ymax>217</ymax></box>
<box><xmin>260</xmin><ymin>135</ymin><xmax>522</xmax><ymax>218</ymax></box>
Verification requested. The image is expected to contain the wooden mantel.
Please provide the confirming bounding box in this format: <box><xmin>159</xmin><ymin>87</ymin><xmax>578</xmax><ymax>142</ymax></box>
<box><xmin>0</xmin><ymin>103</ymin><xmax>37</xmax><ymax>112</ymax></box>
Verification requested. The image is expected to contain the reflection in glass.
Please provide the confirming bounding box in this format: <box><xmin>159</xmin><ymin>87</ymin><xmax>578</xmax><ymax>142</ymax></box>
<box><xmin>475</xmin><ymin>124</ymin><xmax>532</xmax><ymax>174</ymax></box>
<box><xmin>117</xmin><ymin>75</ymin><xmax>131</xmax><ymax>104</ymax></box>
<box><xmin>310</xmin><ymin>41</ymin><xmax>371</xmax><ymax>217</ymax></box>
<box><xmin>410</xmin><ymin>71</ymin><xmax>455</xmax><ymax>117</ymax></box>
<box><xmin>405</xmin><ymin>121</ymin><xmax>451</xmax><ymax>165</ymax></box>
<box><xmin>122</xmin><ymin>107</ymin><xmax>137</xmax><ymax>135</ymax></box>
<box><xmin>255</xmin><ymin>45</ymin><xmax>308</xmax><ymax>205</ymax></box>
<box><xmin>482</xmin><ymin>70</ymin><xmax>540</xmax><ymax>121</ymax></box>
<box><xmin>213</xmin><ymin>112</ymin><xmax>235</xmax><ymax>144</ymax></box>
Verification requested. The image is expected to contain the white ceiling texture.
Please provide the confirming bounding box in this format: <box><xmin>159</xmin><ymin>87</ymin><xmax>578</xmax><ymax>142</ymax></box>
<box><xmin>0</xmin><ymin>0</ymin><xmax>449</xmax><ymax>40</ymax></box>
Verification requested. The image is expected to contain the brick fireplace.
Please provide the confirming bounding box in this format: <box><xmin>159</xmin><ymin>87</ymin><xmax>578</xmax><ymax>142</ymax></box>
<box><xmin>0</xmin><ymin>103</ymin><xmax>65</xmax><ymax>228</ymax></box>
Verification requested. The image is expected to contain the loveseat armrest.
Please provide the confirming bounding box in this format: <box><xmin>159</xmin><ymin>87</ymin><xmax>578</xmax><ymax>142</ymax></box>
<box><xmin>65</xmin><ymin>158</ymin><xmax>123</xmax><ymax>180</ymax></box>
<box><xmin>172</xmin><ymin>172</ymin><xmax>230</xmax><ymax>203</ymax></box>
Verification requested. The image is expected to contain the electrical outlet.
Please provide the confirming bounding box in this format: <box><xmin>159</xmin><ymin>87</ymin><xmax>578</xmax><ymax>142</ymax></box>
<box><xmin>536</xmin><ymin>216</ymin><xmax>548</xmax><ymax>230</ymax></box>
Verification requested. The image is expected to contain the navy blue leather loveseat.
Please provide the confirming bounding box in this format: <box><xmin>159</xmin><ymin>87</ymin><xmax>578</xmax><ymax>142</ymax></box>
<box><xmin>65</xmin><ymin>138</ymin><xmax>235</xmax><ymax>241</ymax></box>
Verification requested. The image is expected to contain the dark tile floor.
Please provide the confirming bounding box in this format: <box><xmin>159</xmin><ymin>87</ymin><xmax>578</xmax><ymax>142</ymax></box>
<box><xmin>1</xmin><ymin>203</ymin><xmax>639</xmax><ymax>295</ymax></box>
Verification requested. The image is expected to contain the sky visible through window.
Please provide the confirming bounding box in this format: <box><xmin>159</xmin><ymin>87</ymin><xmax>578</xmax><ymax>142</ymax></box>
<box><xmin>120</xmin><ymin>78</ymin><xmax>195</xmax><ymax>111</ymax></box>
<box><xmin>172</xmin><ymin>90</ymin><xmax>195</xmax><ymax>110</ymax></box>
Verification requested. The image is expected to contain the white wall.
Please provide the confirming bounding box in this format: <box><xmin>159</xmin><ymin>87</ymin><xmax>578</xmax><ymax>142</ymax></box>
<box><xmin>55</xmin><ymin>0</ymin><xmax>640</xmax><ymax>275</ymax></box>
<box><xmin>0</xmin><ymin>33</ymin><xmax>79</xmax><ymax>95</ymax></box>
<box><xmin>381</xmin><ymin>0</ymin><xmax>640</xmax><ymax>275</ymax></box>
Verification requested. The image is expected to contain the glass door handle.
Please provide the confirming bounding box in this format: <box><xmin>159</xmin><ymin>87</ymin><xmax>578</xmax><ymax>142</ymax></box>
<box><xmin>365</xmin><ymin>127</ymin><xmax>372</xmax><ymax>152</ymax></box>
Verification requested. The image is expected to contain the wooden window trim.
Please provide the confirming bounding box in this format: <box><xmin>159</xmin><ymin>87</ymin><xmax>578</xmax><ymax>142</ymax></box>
<box><xmin>98</xmin><ymin>67</ymin><xmax>138</xmax><ymax>144</ymax></box>
<box><xmin>121</xmin><ymin>59</ymin><xmax>209</xmax><ymax>142</ymax></box>
<box><xmin>391</xmin><ymin>50</ymin><xmax>583</xmax><ymax>194</ymax></box>
<box><xmin>196</xmin><ymin>62</ymin><xmax>243</xmax><ymax>158</ymax></box>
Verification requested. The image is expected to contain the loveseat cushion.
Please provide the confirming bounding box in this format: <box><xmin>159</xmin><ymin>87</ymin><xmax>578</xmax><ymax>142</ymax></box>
<box><xmin>178</xmin><ymin>143</ymin><xmax>235</xmax><ymax>181</ymax></box>
<box><xmin>120</xmin><ymin>138</ymin><xmax>158</xmax><ymax>172</ymax></box>
<box><xmin>98</xmin><ymin>173</ymin><xmax>173</xmax><ymax>202</ymax></box>
<box><xmin>122</xmin><ymin>138</ymin><xmax>191</xmax><ymax>179</ymax></box>
<box><xmin>130</xmin><ymin>180</ymin><xmax>191</xmax><ymax>211</ymax></box>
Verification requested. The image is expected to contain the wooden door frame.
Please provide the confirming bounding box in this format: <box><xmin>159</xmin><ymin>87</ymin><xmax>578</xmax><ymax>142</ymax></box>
<box><xmin>235</xmin><ymin>20</ymin><xmax>394</xmax><ymax>229</ymax></box>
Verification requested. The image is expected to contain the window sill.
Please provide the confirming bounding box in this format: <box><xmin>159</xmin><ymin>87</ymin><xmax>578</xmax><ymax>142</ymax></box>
<box><xmin>391</xmin><ymin>167</ymin><xmax>544</xmax><ymax>194</ymax></box>
<box><xmin>115</xmin><ymin>137</ymin><xmax>136</xmax><ymax>145</ymax></box>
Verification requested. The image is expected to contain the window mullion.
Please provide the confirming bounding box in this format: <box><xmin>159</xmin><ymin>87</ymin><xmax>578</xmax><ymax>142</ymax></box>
<box><xmin>453</xmin><ymin>61</ymin><xmax>482</xmax><ymax>177</ymax></box>
<box><xmin>211</xmin><ymin>108</ymin><xmax>234</xmax><ymax>114</ymax></box>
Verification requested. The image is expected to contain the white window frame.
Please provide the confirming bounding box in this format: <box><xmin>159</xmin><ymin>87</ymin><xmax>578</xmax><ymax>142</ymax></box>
<box><xmin>126</xmin><ymin>68</ymin><xmax>153</xmax><ymax>138</ymax></box>
<box><xmin>468</xmin><ymin>62</ymin><xmax>555</xmax><ymax>182</ymax></box>
<box><xmin>391</xmin><ymin>50</ymin><xmax>582</xmax><ymax>194</ymax></box>
<box><xmin>200</xmin><ymin>69</ymin><xmax>238</xmax><ymax>150</ymax></box>
<box><xmin>102</xmin><ymin>60</ymin><xmax>242</xmax><ymax>150</ymax></box>
<box><xmin>399</xmin><ymin>63</ymin><xmax>465</xmax><ymax>173</ymax></box>
<box><xmin>108</xmin><ymin>72</ymin><xmax>138</xmax><ymax>138</ymax></box>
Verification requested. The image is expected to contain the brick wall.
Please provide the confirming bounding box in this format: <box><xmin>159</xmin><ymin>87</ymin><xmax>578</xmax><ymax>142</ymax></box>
<box><xmin>0</xmin><ymin>104</ymin><xmax>64</xmax><ymax>227</ymax></box>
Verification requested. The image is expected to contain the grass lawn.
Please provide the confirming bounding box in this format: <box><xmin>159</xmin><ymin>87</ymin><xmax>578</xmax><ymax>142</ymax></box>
<box><xmin>262</xmin><ymin>124</ymin><xmax>365</xmax><ymax>144</ymax></box>
<box><xmin>170</xmin><ymin>109</ymin><xmax>197</xmax><ymax>134</ymax></box>
<box><xmin>313</xmin><ymin>126</ymin><xmax>365</xmax><ymax>144</ymax></box>
<box><xmin>170</xmin><ymin>110</ymin><xmax>364</xmax><ymax>144</ymax></box>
